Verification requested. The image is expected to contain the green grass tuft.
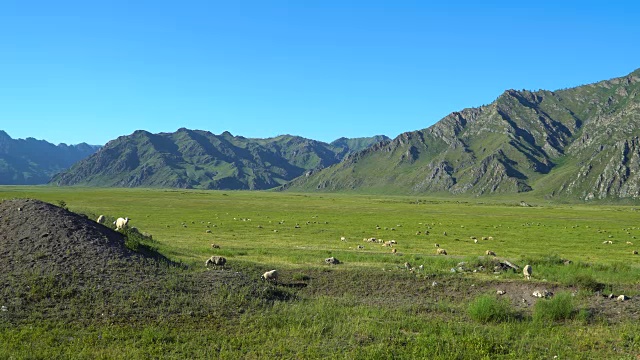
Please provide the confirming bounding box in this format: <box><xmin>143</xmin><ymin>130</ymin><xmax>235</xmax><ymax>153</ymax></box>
<box><xmin>533</xmin><ymin>292</ymin><xmax>575</xmax><ymax>322</ymax></box>
<box><xmin>467</xmin><ymin>294</ymin><xmax>514</xmax><ymax>323</ymax></box>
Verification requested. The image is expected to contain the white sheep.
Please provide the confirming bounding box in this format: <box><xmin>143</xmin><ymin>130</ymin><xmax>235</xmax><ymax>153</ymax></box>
<box><xmin>96</xmin><ymin>215</ymin><xmax>105</xmax><ymax>224</ymax></box>
<box><xmin>523</xmin><ymin>265</ymin><xmax>532</xmax><ymax>280</ymax></box>
<box><xmin>485</xmin><ymin>250</ymin><xmax>496</xmax><ymax>256</ymax></box>
<box><xmin>261</xmin><ymin>269</ymin><xmax>278</xmax><ymax>282</ymax></box>
<box><xmin>436</xmin><ymin>248</ymin><xmax>447</xmax><ymax>255</ymax></box>
<box><xmin>114</xmin><ymin>217</ymin><xmax>130</xmax><ymax>231</ymax></box>
<box><xmin>205</xmin><ymin>256</ymin><xmax>226</xmax><ymax>268</ymax></box>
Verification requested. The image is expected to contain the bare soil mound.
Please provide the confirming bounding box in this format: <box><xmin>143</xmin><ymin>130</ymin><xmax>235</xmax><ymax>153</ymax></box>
<box><xmin>0</xmin><ymin>199</ymin><xmax>277</xmax><ymax>325</ymax></box>
<box><xmin>0</xmin><ymin>198</ymin><xmax>151</xmax><ymax>277</ymax></box>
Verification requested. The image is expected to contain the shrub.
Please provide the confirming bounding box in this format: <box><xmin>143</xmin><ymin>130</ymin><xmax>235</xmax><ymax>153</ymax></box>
<box><xmin>468</xmin><ymin>294</ymin><xmax>513</xmax><ymax>323</ymax></box>
<box><xmin>533</xmin><ymin>292</ymin><xmax>574</xmax><ymax>322</ymax></box>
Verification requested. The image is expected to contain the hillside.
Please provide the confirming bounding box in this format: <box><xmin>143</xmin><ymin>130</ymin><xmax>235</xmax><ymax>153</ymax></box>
<box><xmin>0</xmin><ymin>131</ymin><xmax>99</xmax><ymax>185</ymax></box>
<box><xmin>284</xmin><ymin>68</ymin><xmax>640</xmax><ymax>200</ymax></box>
<box><xmin>50</xmin><ymin>128</ymin><xmax>388</xmax><ymax>190</ymax></box>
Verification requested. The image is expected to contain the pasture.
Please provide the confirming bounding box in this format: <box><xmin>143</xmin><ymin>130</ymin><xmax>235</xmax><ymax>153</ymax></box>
<box><xmin>1</xmin><ymin>186</ymin><xmax>640</xmax><ymax>358</ymax></box>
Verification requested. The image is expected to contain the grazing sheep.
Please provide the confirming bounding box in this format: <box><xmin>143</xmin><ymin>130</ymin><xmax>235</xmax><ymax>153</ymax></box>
<box><xmin>474</xmin><ymin>239</ymin><xmax>478</xmax><ymax>244</ymax></box>
<box><xmin>488</xmin><ymin>236</ymin><xmax>494</xmax><ymax>240</ymax></box>
<box><xmin>96</xmin><ymin>215</ymin><xmax>105</xmax><ymax>224</ymax></box>
<box><xmin>633</xmin><ymin>250</ymin><xmax>638</xmax><ymax>255</ymax></box>
<box><xmin>392</xmin><ymin>248</ymin><xmax>397</xmax><ymax>254</ymax></box>
<box><xmin>482</xmin><ymin>236</ymin><xmax>487</xmax><ymax>240</ymax></box>
<box><xmin>627</xmin><ymin>241</ymin><xmax>633</xmax><ymax>245</ymax></box>
<box><xmin>211</xmin><ymin>244</ymin><xmax>220</xmax><ymax>249</ymax></box>
<box><xmin>404</xmin><ymin>262</ymin><xmax>411</xmax><ymax>270</ymax></box>
<box><xmin>436</xmin><ymin>248</ymin><xmax>447</xmax><ymax>255</ymax></box>
<box><xmin>261</xmin><ymin>269</ymin><xmax>278</xmax><ymax>282</ymax></box>
<box><xmin>205</xmin><ymin>255</ymin><xmax>227</xmax><ymax>268</ymax></box>
<box><xmin>325</xmin><ymin>257</ymin><xmax>340</xmax><ymax>265</ymax></box>
<box><xmin>434</xmin><ymin>243</ymin><xmax>440</xmax><ymax>248</ymax></box>
<box><xmin>340</xmin><ymin>236</ymin><xmax>346</xmax><ymax>241</ymax></box>
<box><xmin>356</xmin><ymin>245</ymin><xmax>364</xmax><ymax>249</ymax></box>
<box><xmin>485</xmin><ymin>250</ymin><xmax>496</xmax><ymax>256</ymax></box>
<box><xmin>114</xmin><ymin>217</ymin><xmax>130</xmax><ymax>231</ymax></box>
<box><xmin>523</xmin><ymin>265</ymin><xmax>532</xmax><ymax>280</ymax></box>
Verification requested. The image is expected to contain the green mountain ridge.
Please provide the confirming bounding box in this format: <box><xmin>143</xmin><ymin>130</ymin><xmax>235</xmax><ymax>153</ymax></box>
<box><xmin>283</xmin><ymin>68</ymin><xmax>640</xmax><ymax>200</ymax></box>
<box><xmin>50</xmin><ymin>129</ymin><xmax>389</xmax><ymax>190</ymax></box>
<box><xmin>0</xmin><ymin>131</ymin><xmax>99</xmax><ymax>185</ymax></box>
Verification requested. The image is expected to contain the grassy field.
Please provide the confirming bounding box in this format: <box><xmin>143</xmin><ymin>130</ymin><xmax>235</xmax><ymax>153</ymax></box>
<box><xmin>1</xmin><ymin>186</ymin><xmax>640</xmax><ymax>358</ymax></box>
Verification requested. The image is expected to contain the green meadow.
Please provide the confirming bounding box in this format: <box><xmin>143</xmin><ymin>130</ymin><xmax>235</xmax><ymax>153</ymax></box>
<box><xmin>1</xmin><ymin>186</ymin><xmax>640</xmax><ymax>359</ymax></box>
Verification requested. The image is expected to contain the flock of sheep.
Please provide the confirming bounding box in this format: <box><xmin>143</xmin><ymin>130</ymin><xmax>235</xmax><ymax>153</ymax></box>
<box><xmin>99</xmin><ymin>214</ymin><xmax>540</xmax><ymax>284</ymax></box>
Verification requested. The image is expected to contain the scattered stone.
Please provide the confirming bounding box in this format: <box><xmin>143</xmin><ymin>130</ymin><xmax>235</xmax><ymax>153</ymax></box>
<box><xmin>532</xmin><ymin>290</ymin><xmax>552</xmax><ymax>298</ymax></box>
<box><xmin>325</xmin><ymin>257</ymin><xmax>340</xmax><ymax>265</ymax></box>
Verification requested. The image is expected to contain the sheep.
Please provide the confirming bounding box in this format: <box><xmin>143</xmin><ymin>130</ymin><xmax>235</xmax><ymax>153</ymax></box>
<box><xmin>96</xmin><ymin>215</ymin><xmax>105</xmax><ymax>224</ymax></box>
<box><xmin>523</xmin><ymin>265</ymin><xmax>532</xmax><ymax>280</ymax></box>
<box><xmin>434</xmin><ymin>243</ymin><xmax>440</xmax><ymax>248</ymax></box>
<box><xmin>633</xmin><ymin>250</ymin><xmax>638</xmax><ymax>255</ymax></box>
<box><xmin>627</xmin><ymin>241</ymin><xmax>633</xmax><ymax>245</ymax></box>
<box><xmin>485</xmin><ymin>250</ymin><xmax>496</xmax><ymax>256</ymax></box>
<box><xmin>261</xmin><ymin>269</ymin><xmax>278</xmax><ymax>282</ymax></box>
<box><xmin>474</xmin><ymin>239</ymin><xmax>478</xmax><ymax>244</ymax></box>
<box><xmin>340</xmin><ymin>236</ymin><xmax>346</xmax><ymax>241</ymax></box>
<box><xmin>436</xmin><ymin>248</ymin><xmax>447</xmax><ymax>255</ymax></box>
<box><xmin>211</xmin><ymin>244</ymin><xmax>220</xmax><ymax>249</ymax></box>
<box><xmin>205</xmin><ymin>256</ymin><xmax>226</xmax><ymax>268</ymax></box>
<box><xmin>488</xmin><ymin>236</ymin><xmax>494</xmax><ymax>240</ymax></box>
<box><xmin>404</xmin><ymin>262</ymin><xmax>411</xmax><ymax>270</ymax></box>
<box><xmin>114</xmin><ymin>217</ymin><xmax>130</xmax><ymax>231</ymax></box>
<box><xmin>392</xmin><ymin>248</ymin><xmax>397</xmax><ymax>254</ymax></box>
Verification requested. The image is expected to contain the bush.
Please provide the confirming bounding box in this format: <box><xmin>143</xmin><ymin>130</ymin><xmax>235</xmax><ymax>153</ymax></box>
<box><xmin>533</xmin><ymin>292</ymin><xmax>574</xmax><ymax>322</ymax></box>
<box><xmin>468</xmin><ymin>294</ymin><xmax>513</xmax><ymax>323</ymax></box>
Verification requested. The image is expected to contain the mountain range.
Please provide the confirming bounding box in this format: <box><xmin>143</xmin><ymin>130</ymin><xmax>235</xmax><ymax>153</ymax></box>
<box><xmin>50</xmin><ymin>129</ymin><xmax>389</xmax><ymax>189</ymax></box>
<box><xmin>0</xmin><ymin>131</ymin><xmax>99</xmax><ymax>185</ymax></box>
<box><xmin>6</xmin><ymin>68</ymin><xmax>640</xmax><ymax>200</ymax></box>
<box><xmin>283</xmin><ymin>68</ymin><xmax>640</xmax><ymax>200</ymax></box>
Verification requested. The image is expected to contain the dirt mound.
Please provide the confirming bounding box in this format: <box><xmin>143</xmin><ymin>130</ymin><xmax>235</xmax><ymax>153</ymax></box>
<box><xmin>0</xmin><ymin>198</ymin><xmax>151</xmax><ymax>277</ymax></box>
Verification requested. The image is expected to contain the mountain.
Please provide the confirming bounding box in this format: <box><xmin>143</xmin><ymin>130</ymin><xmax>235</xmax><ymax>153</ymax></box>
<box><xmin>0</xmin><ymin>131</ymin><xmax>100</xmax><ymax>185</ymax></box>
<box><xmin>283</xmin><ymin>68</ymin><xmax>640</xmax><ymax>200</ymax></box>
<box><xmin>50</xmin><ymin>128</ymin><xmax>389</xmax><ymax>190</ymax></box>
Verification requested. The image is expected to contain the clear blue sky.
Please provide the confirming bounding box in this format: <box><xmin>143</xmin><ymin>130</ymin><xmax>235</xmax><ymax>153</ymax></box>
<box><xmin>1</xmin><ymin>1</ymin><xmax>639</xmax><ymax>146</ymax></box>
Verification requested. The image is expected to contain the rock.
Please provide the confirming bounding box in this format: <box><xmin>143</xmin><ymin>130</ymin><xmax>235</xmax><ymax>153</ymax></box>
<box><xmin>325</xmin><ymin>257</ymin><xmax>340</xmax><ymax>265</ymax></box>
<box><xmin>533</xmin><ymin>290</ymin><xmax>552</xmax><ymax>298</ymax></box>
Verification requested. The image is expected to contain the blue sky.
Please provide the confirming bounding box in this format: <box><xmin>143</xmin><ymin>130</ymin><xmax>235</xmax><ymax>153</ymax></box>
<box><xmin>1</xmin><ymin>1</ymin><xmax>639</xmax><ymax>146</ymax></box>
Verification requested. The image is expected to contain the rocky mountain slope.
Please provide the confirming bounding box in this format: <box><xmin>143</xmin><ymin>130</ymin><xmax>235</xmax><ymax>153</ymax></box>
<box><xmin>284</xmin><ymin>68</ymin><xmax>640</xmax><ymax>200</ymax></box>
<box><xmin>0</xmin><ymin>131</ymin><xmax>99</xmax><ymax>185</ymax></box>
<box><xmin>50</xmin><ymin>128</ymin><xmax>388</xmax><ymax>190</ymax></box>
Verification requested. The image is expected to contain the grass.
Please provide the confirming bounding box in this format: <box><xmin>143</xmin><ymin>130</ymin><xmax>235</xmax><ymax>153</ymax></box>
<box><xmin>468</xmin><ymin>294</ymin><xmax>515</xmax><ymax>323</ymax></box>
<box><xmin>533</xmin><ymin>292</ymin><xmax>576</xmax><ymax>322</ymax></box>
<box><xmin>1</xmin><ymin>186</ymin><xmax>640</xmax><ymax>358</ymax></box>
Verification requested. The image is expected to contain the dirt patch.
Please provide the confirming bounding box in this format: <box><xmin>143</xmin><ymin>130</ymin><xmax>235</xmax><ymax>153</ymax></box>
<box><xmin>0</xmin><ymin>199</ymin><xmax>272</xmax><ymax>325</ymax></box>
